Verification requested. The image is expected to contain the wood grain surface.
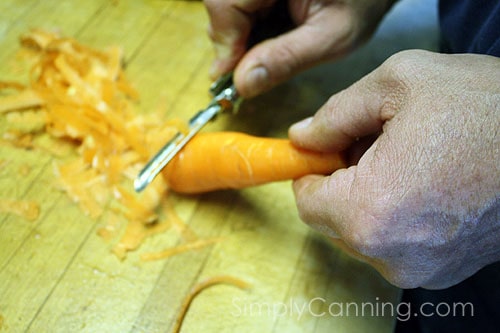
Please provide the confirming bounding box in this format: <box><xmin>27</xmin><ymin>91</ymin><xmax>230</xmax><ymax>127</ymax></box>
<box><xmin>0</xmin><ymin>1</ymin><xmax>403</xmax><ymax>332</ymax></box>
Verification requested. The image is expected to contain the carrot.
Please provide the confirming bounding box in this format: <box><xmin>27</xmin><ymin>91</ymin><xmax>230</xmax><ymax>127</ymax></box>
<box><xmin>163</xmin><ymin>131</ymin><xmax>346</xmax><ymax>194</ymax></box>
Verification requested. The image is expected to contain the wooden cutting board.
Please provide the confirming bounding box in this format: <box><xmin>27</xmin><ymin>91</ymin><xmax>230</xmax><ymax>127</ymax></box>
<box><xmin>0</xmin><ymin>1</ymin><xmax>400</xmax><ymax>332</ymax></box>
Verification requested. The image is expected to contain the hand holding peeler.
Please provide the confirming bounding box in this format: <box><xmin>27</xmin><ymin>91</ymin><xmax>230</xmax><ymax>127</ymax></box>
<box><xmin>134</xmin><ymin>0</ymin><xmax>294</xmax><ymax>193</ymax></box>
<box><xmin>134</xmin><ymin>73</ymin><xmax>242</xmax><ymax>192</ymax></box>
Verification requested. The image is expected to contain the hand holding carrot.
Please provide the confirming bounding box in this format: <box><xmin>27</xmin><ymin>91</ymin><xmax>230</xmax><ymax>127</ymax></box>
<box><xmin>289</xmin><ymin>50</ymin><xmax>500</xmax><ymax>289</ymax></box>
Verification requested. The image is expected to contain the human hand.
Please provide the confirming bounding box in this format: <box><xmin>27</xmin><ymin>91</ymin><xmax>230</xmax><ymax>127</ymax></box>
<box><xmin>204</xmin><ymin>0</ymin><xmax>395</xmax><ymax>97</ymax></box>
<box><xmin>289</xmin><ymin>50</ymin><xmax>500</xmax><ymax>289</ymax></box>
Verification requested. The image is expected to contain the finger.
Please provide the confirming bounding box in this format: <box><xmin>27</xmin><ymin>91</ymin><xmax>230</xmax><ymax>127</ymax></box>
<box><xmin>292</xmin><ymin>171</ymin><xmax>357</xmax><ymax>240</ymax></box>
<box><xmin>293</xmin><ymin>168</ymin><xmax>390</xmax><ymax>277</ymax></box>
<box><xmin>234</xmin><ymin>5</ymin><xmax>357</xmax><ymax>97</ymax></box>
<box><xmin>204</xmin><ymin>0</ymin><xmax>253</xmax><ymax>79</ymax></box>
<box><xmin>204</xmin><ymin>0</ymin><xmax>276</xmax><ymax>80</ymax></box>
<box><xmin>293</xmin><ymin>155</ymin><xmax>389</xmax><ymax>241</ymax></box>
<box><xmin>288</xmin><ymin>57</ymin><xmax>404</xmax><ymax>152</ymax></box>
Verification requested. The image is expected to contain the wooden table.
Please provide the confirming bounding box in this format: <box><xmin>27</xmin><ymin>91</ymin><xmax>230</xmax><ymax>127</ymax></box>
<box><xmin>0</xmin><ymin>1</ymin><xmax>413</xmax><ymax>332</ymax></box>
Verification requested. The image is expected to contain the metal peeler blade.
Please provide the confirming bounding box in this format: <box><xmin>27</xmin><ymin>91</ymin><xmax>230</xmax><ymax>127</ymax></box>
<box><xmin>134</xmin><ymin>73</ymin><xmax>241</xmax><ymax>192</ymax></box>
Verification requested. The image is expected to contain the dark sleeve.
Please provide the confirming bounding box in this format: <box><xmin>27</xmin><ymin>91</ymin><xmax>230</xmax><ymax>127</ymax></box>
<box><xmin>439</xmin><ymin>0</ymin><xmax>500</xmax><ymax>56</ymax></box>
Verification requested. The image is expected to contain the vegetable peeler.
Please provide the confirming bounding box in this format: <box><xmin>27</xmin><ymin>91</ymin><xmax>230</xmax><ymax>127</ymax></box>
<box><xmin>134</xmin><ymin>73</ymin><xmax>242</xmax><ymax>192</ymax></box>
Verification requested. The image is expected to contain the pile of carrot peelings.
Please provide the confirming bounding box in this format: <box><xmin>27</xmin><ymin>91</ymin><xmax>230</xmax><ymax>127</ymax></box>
<box><xmin>0</xmin><ymin>29</ymin><xmax>213</xmax><ymax>259</ymax></box>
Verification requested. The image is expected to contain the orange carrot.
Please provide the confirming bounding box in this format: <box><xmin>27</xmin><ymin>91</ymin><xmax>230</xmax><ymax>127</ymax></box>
<box><xmin>163</xmin><ymin>132</ymin><xmax>345</xmax><ymax>194</ymax></box>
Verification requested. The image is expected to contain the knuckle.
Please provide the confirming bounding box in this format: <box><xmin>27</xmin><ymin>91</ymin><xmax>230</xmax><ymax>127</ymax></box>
<box><xmin>342</xmin><ymin>214</ymin><xmax>381</xmax><ymax>258</ymax></box>
<box><xmin>379</xmin><ymin>50</ymin><xmax>434</xmax><ymax>90</ymax></box>
<box><xmin>382</xmin><ymin>50</ymin><xmax>426</xmax><ymax>75</ymax></box>
<box><xmin>378</xmin><ymin>50</ymin><xmax>430</xmax><ymax>92</ymax></box>
<box><xmin>344</xmin><ymin>223</ymin><xmax>381</xmax><ymax>258</ymax></box>
<box><xmin>342</xmin><ymin>191</ymin><xmax>396</xmax><ymax>258</ymax></box>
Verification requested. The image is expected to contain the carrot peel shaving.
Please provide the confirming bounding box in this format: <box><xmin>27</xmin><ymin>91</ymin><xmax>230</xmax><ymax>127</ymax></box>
<box><xmin>172</xmin><ymin>276</ymin><xmax>250</xmax><ymax>333</ymax></box>
<box><xmin>0</xmin><ymin>29</ymin><xmax>182</xmax><ymax>257</ymax></box>
<box><xmin>0</xmin><ymin>198</ymin><xmax>40</xmax><ymax>221</ymax></box>
<box><xmin>141</xmin><ymin>237</ymin><xmax>223</xmax><ymax>261</ymax></box>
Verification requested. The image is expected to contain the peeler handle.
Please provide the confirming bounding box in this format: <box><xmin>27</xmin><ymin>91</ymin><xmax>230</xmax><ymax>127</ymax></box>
<box><xmin>209</xmin><ymin>73</ymin><xmax>242</xmax><ymax>114</ymax></box>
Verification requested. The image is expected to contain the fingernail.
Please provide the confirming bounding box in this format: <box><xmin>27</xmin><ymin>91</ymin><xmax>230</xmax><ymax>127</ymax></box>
<box><xmin>290</xmin><ymin>117</ymin><xmax>313</xmax><ymax>133</ymax></box>
<box><xmin>245</xmin><ymin>66</ymin><xmax>268</xmax><ymax>96</ymax></box>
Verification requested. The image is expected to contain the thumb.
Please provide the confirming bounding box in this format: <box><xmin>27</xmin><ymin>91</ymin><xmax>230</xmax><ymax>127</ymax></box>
<box><xmin>288</xmin><ymin>57</ymin><xmax>403</xmax><ymax>152</ymax></box>
<box><xmin>235</xmin><ymin>7</ymin><xmax>357</xmax><ymax>98</ymax></box>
